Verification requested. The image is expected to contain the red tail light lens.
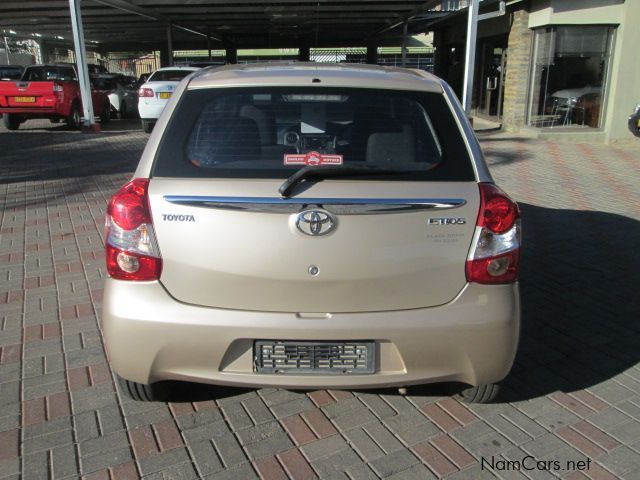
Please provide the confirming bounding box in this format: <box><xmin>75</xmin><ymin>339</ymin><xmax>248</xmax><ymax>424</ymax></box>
<box><xmin>138</xmin><ymin>88</ymin><xmax>154</xmax><ymax>98</ymax></box>
<box><xmin>477</xmin><ymin>183</ymin><xmax>518</xmax><ymax>234</ymax></box>
<box><xmin>105</xmin><ymin>179</ymin><xmax>162</xmax><ymax>281</ymax></box>
<box><xmin>466</xmin><ymin>183</ymin><xmax>520</xmax><ymax>284</ymax></box>
<box><xmin>107</xmin><ymin>179</ymin><xmax>151</xmax><ymax>230</ymax></box>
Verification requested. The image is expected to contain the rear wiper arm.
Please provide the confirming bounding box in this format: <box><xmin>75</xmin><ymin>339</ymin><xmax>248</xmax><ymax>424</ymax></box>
<box><xmin>279</xmin><ymin>165</ymin><xmax>399</xmax><ymax>198</ymax></box>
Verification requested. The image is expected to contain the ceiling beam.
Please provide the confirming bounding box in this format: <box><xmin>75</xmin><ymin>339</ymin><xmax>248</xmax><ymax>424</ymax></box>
<box><xmin>90</xmin><ymin>0</ymin><xmax>222</xmax><ymax>40</ymax></box>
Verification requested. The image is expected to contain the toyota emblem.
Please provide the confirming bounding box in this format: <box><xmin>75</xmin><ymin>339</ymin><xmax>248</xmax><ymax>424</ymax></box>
<box><xmin>295</xmin><ymin>209</ymin><xmax>336</xmax><ymax>236</ymax></box>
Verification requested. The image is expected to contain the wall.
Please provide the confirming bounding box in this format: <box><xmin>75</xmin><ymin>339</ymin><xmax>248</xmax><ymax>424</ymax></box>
<box><xmin>502</xmin><ymin>8</ymin><xmax>533</xmax><ymax>131</ymax></box>
<box><xmin>528</xmin><ymin>0</ymin><xmax>638</xmax><ymax>142</ymax></box>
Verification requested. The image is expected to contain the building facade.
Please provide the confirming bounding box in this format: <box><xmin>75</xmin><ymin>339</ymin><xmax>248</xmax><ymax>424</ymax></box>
<box><xmin>432</xmin><ymin>0</ymin><xmax>640</xmax><ymax>143</ymax></box>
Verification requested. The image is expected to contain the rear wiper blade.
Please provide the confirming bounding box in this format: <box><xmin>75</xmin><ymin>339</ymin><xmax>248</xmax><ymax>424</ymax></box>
<box><xmin>279</xmin><ymin>165</ymin><xmax>400</xmax><ymax>198</ymax></box>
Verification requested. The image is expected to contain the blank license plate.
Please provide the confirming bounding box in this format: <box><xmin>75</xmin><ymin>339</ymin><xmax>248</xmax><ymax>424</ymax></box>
<box><xmin>159</xmin><ymin>92</ymin><xmax>171</xmax><ymax>99</ymax></box>
<box><xmin>254</xmin><ymin>341</ymin><xmax>375</xmax><ymax>374</ymax></box>
<box><xmin>14</xmin><ymin>96</ymin><xmax>35</xmax><ymax>103</ymax></box>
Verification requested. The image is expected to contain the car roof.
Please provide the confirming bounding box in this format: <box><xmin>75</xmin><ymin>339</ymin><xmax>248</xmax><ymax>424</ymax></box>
<box><xmin>154</xmin><ymin>66</ymin><xmax>201</xmax><ymax>72</ymax></box>
<box><xmin>188</xmin><ymin>62</ymin><xmax>443</xmax><ymax>93</ymax></box>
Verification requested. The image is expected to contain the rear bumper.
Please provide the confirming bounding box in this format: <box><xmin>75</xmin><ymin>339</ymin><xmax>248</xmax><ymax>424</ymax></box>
<box><xmin>0</xmin><ymin>107</ymin><xmax>58</xmax><ymax>115</ymax></box>
<box><xmin>138</xmin><ymin>101</ymin><xmax>166</xmax><ymax>120</ymax></box>
<box><xmin>103</xmin><ymin>280</ymin><xmax>520</xmax><ymax>389</ymax></box>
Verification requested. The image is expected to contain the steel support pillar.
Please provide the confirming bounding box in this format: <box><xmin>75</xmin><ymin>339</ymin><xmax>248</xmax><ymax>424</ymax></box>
<box><xmin>401</xmin><ymin>21</ymin><xmax>408</xmax><ymax>67</ymax></box>
<box><xmin>299</xmin><ymin>46</ymin><xmax>310</xmax><ymax>61</ymax></box>
<box><xmin>226</xmin><ymin>47</ymin><xmax>237</xmax><ymax>64</ymax></box>
<box><xmin>462</xmin><ymin>0</ymin><xmax>479</xmax><ymax>114</ymax></box>
<box><xmin>366</xmin><ymin>46</ymin><xmax>378</xmax><ymax>65</ymax></box>
<box><xmin>68</xmin><ymin>0</ymin><xmax>96</xmax><ymax>130</ymax></box>
<box><xmin>166</xmin><ymin>23</ymin><xmax>174</xmax><ymax>66</ymax></box>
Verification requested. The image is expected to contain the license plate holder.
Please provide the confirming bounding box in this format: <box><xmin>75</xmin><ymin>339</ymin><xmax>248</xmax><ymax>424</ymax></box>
<box><xmin>254</xmin><ymin>340</ymin><xmax>375</xmax><ymax>374</ymax></box>
<box><xmin>14</xmin><ymin>96</ymin><xmax>36</xmax><ymax>103</ymax></box>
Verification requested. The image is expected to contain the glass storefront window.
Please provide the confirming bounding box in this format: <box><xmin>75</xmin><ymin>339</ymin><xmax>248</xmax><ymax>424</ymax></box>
<box><xmin>527</xmin><ymin>26</ymin><xmax>615</xmax><ymax>129</ymax></box>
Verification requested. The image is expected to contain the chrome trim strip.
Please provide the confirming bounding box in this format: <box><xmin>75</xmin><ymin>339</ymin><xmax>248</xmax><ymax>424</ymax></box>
<box><xmin>163</xmin><ymin>195</ymin><xmax>466</xmax><ymax>214</ymax></box>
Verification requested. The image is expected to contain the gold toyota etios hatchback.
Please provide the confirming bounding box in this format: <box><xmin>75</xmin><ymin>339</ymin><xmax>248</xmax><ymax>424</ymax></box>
<box><xmin>103</xmin><ymin>63</ymin><xmax>520</xmax><ymax>403</ymax></box>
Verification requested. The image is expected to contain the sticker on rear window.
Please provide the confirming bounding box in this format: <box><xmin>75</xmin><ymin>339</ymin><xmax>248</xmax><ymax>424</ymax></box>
<box><xmin>284</xmin><ymin>151</ymin><xmax>343</xmax><ymax>166</ymax></box>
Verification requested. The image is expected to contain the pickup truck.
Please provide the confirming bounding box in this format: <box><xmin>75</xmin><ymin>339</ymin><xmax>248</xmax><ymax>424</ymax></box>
<box><xmin>0</xmin><ymin>64</ymin><xmax>110</xmax><ymax>130</ymax></box>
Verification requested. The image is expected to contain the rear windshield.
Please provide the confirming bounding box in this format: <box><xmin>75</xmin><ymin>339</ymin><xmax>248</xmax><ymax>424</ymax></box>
<box><xmin>153</xmin><ymin>87</ymin><xmax>474</xmax><ymax>181</ymax></box>
<box><xmin>0</xmin><ymin>67</ymin><xmax>23</xmax><ymax>80</ymax></box>
<box><xmin>22</xmin><ymin>66</ymin><xmax>77</xmax><ymax>82</ymax></box>
<box><xmin>92</xmin><ymin>77</ymin><xmax>117</xmax><ymax>90</ymax></box>
<box><xmin>148</xmin><ymin>70</ymin><xmax>194</xmax><ymax>82</ymax></box>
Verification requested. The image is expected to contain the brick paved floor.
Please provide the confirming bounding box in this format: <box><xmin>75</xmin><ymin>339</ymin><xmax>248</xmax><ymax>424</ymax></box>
<box><xmin>1</xmin><ymin>119</ymin><xmax>640</xmax><ymax>480</ymax></box>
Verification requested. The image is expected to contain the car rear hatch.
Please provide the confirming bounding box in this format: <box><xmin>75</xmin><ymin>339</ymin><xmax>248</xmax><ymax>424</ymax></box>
<box><xmin>148</xmin><ymin>179</ymin><xmax>478</xmax><ymax>312</ymax></box>
<box><xmin>0</xmin><ymin>81</ymin><xmax>54</xmax><ymax>108</ymax></box>
<box><xmin>146</xmin><ymin>83</ymin><xmax>480</xmax><ymax>313</ymax></box>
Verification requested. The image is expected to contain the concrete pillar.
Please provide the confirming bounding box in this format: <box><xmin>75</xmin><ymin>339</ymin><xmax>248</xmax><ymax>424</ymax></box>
<box><xmin>159</xmin><ymin>48</ymin><xmax>171</xmax><ymax>67</ymax></box>
<box><xmin>366</xmin><ymin>45</ymin><xmax>378</xmax><ymax>65</ymax></box>
<box><xmin>166</xmin><ymin>24</ymin><xmax>174</xmax><ymax>67</ymax></box>
<box><xmin>502</xmin><ymin>8</ymin><xmax>533</xmax><ymax>132</ymax></box>
<box><xmin>432</xmin><ymin>30</ymin><xmax>448</xmax><ymax>79</ymax></box>
<box><xmin>226</xmin><ymin>47</ymin><xmax>237</xmax><ymax>64</ymax></box>
<box><xmin>299</xmin><ymin>46</ymin><xmax>310</xmax><ymax>61</ymax></box>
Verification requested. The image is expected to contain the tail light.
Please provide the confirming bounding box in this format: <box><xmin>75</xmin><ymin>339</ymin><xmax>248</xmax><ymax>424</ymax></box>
<box><xmin>105</xmin><ymin>179</ymin><xmax>162</xmax><ymax>281</ymax></box>
<box><xmin>138</xmin><ymin>87</ymin><xmax>154</xmax><ymax>98</ymax></box>
<box><xmin>53</xmin><ymin>83</ymin><xmax>63</xmax><ymax>98</ymax></box>
<box><xmin>466</xmin><ymin>183</ymin><xmax>521</xmax><ymax>284</ymax></box>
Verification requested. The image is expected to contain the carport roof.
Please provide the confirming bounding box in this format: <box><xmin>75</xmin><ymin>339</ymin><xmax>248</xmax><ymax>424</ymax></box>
<box><xmin>0</xmin><ymin>0</ymin><xmax>450</xmax><ymax>51</ymax></box>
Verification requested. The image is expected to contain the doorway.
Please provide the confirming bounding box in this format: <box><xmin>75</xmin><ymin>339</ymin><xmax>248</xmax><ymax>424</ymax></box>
<box><xmin>476</xmin><ymin>37</ymin><xmax>507</xmax><ymax>121</ymax></box>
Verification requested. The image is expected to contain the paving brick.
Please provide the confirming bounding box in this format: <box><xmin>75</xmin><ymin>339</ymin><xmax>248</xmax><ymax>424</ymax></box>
<box><xmin>422</xmin><ymin>403</ymin><xmax>462</xmax><ymax>432</ymax></box>
<box><xmin>368</xmin><ymin>449</ymin><xmax>420</xmax><ymax>478</ymax></box>
<box><xmin>253</xmin><ymin>456</ymin><xmax>288</xmax><ymax>480</ymax></box>
<box><xmin>308</xmin><ymin>391</ymin><xmax>335</xmax><ymax>408</ymax></box>
<box><xmin>204</xmin><ymin>462</ymin><xmax>258</xmax><ymax>480</ymax></box>
<box><xmin>190</xmin><ymin>439</ymin><xmax>224</xmax><ymax>476</ymax></box>
<box><xmin>153</xmin><ymin>418</ymin><xmax>183</xmax><ymax>452</ymax></box>
<box><xmin>212</xmin><ymin>433</ymin><xmax>248</xmax><ymax>468</ymax></box>
<box><xmin>309</xmin><ymin>449</ymin><xmax>362</xmax><ymax>477</ymax></box>
<box><xmin>556</xmin><ymin>426</ymin><xmax>606</xmax><ymax>458</ymax></box>
<box><xmin>277</xmin><ymin>448</ymin><xmax>317</xmax><ymax>480</ymax></box>
<box><xmin>301</xmin><ymin>409</ymin><xmax>338</xmax><ymax>439</ymax></box>
<box><xmin>343</xmin><ymin>427</ymin><xmax>385</xmax><ymax>461</ymax></box>
<box><xmin>0</xmin><ymin>429</ymin><xmax>19</xmax><ymax>461</ymax></box>
<box><xmin>242</xmin><ymin>396</ymin><xmax>275</xmax><ymax>425</ymax></box>
<box><xmin>572</xmin><ymin>421</ymin><xmax>621</xmax><ymax>451</ymax></box>
<box><xmin>138</xmin><ymin>446</ymin><xmax>191</xmax><ymax>476</ymax></box>
<box><xmin>430</xmin><ymin>434</ymin><xmax>476</xmax><ymax>469</ymax></box>
<box><xmin>362</xmin><ymin>422</ymin><xmax>405</xmax><ymax>454</ymax></box>
<box><xmin>300</xmin><ymin>435</ymin><xmax>348</xmax><ymax>462</ymax></box>
<box><xmin>356</xmin><ymin>393</ymin><xmax>397</xmax><ymax>419</ymax></box>
<box><xmin>412</xmin><ymin>441</ymin><xmax>457</xmax><ymax>477</ymax></box>
<box><xmin>220</xmin><ymin>401</ymin><xmax>253</xmax><ymax>430</ymax></box>
<box><xmin>130</xmin><ymin>425</ymin><xmax>159</xmax><ymax>458</ymax></box>
<box><xmin>386</xmin><ymin>463</ymin><xmax>437</xmax><ymax>480</ymax></box>
<box><xmin>281</xmin><ymin>414</ymin><xmax>317</xmax><ymax>446</ymax></box>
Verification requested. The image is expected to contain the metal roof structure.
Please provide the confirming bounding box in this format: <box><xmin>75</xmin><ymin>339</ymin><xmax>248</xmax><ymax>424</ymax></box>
<box><xmin>1</xmin><ymin>0</ymin><xmax>452</xmax><ymax>51</ymax></box>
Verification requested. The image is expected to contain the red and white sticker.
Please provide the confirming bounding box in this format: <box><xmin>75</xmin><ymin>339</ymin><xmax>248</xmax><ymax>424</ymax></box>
<box><xmin>284</xmin><ymin>151</ymin><xmax>343</xmax><ymax>166</ymax></box>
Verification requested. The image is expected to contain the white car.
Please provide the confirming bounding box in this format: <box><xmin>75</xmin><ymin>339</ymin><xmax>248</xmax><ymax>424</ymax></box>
<box><xmin>91</xmin><ymin>74</ymin><xmax>138</xmax><ymax>119</ymax></box>
<box><xmin>137</xmin><ymin>66</ymin><xmax>200</xmax><ymax>132</ymax></box>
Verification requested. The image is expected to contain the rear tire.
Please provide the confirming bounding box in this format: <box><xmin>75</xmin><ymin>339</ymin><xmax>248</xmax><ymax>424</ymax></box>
<box><xmin>101</xmin><ymin>103</ymin><xmax>111</xmax><ymax>124</ymax></box>
<box><xmin>3</xmin><ymin>114</ymin><xmax>21</xmax><ymax>130</ymax></box>
<box><xmin>141</xmin><ymin>119</ymin><xmax>154</xmax><ymax>133</ymax></box>
<box><xmin>117</xmin><ymin>102</ymin><xmax>125</xmax><ymax>119</ymax></box>
<box><xmin>459</xmin><ymin>383</ymin><xmax>500</xmax><ymax>404</ymax></box>
<box><xmin>66</xmin><ymin>103</ymin><xmax>81</xmax><ymax>130</ymax></box>
<box><xmin>117</xmin><ymin>375</ymin><xmax>168</xmax><ymax>402</ymax></box>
